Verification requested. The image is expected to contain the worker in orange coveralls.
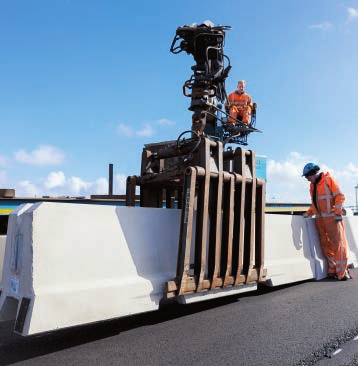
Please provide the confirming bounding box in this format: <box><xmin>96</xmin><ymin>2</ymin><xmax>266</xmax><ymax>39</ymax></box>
<box><xmin>225</xmin><ymin>80</ymin><xmax>253</xmax><ymax>125</ymax></box>
<box><xmin>302</xmin><ymin>163</ymin><xmax>352</xmax><ymax>281</ymax></box>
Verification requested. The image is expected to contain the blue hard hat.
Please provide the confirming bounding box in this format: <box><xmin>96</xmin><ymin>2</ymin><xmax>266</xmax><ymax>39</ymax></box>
<box><xmin>302</xmin><ymin>162</ymin><xmax>320</xmax><ymax>177</ymax></box>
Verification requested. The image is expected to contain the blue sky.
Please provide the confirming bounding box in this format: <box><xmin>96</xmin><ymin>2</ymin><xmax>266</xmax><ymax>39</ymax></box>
<box><xmin>0</xmin><ymin>0</ymin><xmax>357</xmax><ymax>205</ymax></box>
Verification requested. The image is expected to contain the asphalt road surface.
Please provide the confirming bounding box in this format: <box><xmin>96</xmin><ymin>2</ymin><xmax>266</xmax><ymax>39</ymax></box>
<box><xmin>1</xmin><ymin>269</ymin><xmax>358</xmax><ymax>366</ymax></box>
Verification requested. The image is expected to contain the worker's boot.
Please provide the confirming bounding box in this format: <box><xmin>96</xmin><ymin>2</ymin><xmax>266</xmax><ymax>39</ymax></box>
<box><xmin>340</xmin><ymin>270</ymin><xmax>350</xmax><ymax>281</ymax></box>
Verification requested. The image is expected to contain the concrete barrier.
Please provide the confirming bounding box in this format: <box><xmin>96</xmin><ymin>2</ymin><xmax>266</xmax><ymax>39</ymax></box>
<box><xmin>265</xmin><ymin>215</ymin><xmax>358</xmax><ymax>286</ymax></box>
<box><xmin>1</xmin><ymin>202</ymin><xmax>358</xmax><ymax>336</ymax></box>
<box><xmin>0</xmin><ymin>202</ymin><xmax>265</xmax><ymax>335</ymax></box>
<box><xmin>0</xmin><ymin>202</ymin><xmax>182</xmax><ymax>335</ymax></box>
<box><xmin>264</xmin><ymin>214</ymin><xmax>316</xmax><ymax>286</ymax></box>
<box><xmin>0</xmin><ymin>203</ymin><xmax>34</xmax><ymax>325</ymax></box>
<box><xmin>0</xmin><ymin>235</ymin><xmax>6</xmax><ymax>285</ymax></box>
<box><xmin>342</xmin><ymin>216</ymin><xmax>358</xmax><ymax>268</ymax></box>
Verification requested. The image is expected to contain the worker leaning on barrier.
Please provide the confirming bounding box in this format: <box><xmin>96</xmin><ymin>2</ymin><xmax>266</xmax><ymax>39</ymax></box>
<box><xmin>225</xmin><ymin>80</ymin><xmax>256</xmax><ymax>125</ymax></box>
<box><xmin>302</xmin><ymin>163</ymin><xmax>352</xmax><ymax>281</ymax></box>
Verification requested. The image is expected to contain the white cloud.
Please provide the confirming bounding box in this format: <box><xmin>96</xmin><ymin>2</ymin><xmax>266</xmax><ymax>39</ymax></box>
<box><xmin>67</xmin><ymin>176</ymin><xmax>92</xmax><ymax>196</ymax></box>
<box><xmin>266</xmin><ymin>153</ymin><xmax>358</xmax><ymax>207</ymax></box>
<box><xmin>92</xmin><ymin>177</ymin><xmax>108</xmax><ymax>195</ymax></box>
<box><xmin>137</xmin><ymin>124</ymin><xmax>155</xmax><ymax>137</ymax></box>
<box><xmin>266</xmin><ymin>152</ymin><xmax>312</xmax><ymax>203</ymax></box>
<box><xmin>117</xmin><ymin>123</ymin><xmax>155</xmax><ymax>138</ymax></box>
<box><xmin>14</xmin><ymin>171</ymin><xmax>128</xmax><ymax>198</ymax></box>
<box><xmin>117</xmin><ymin>123</ymin><xmax>134</xmax><ymax>137</ymax></box>
<box><xmin>44</xmin><ymin>171</ymin><xmax>66</xmax><ymax>189</ymax></box>
<box><xmin>114</xmin><ymin>174</ymin><xmax>127</xmax><ymax>194</ymax></box>
<box><xmin>347</xmin><ymin>7</ymin><xmax>358</xmax><ymax>22</ymax></box>
<box><xmin>156</xmin><ymin>118</ymin><xmax>176</xmax><ymax>126</ymax></box>
<box><xmin>18</xmin><ymin>180</ymin><xmax>41</xmax><ymax>197</ymax></box>
<box><xmin>116</xmin><ymin>118</ymin><xmax>175</xmax><ymax>138</ymax></box>
<box><xmin>333</xmin><ymin>163</ymin><xmax>358</xmax><ymax>206</ymax></box>
<box><xmin>308</xmin><ymin>22</ymin><xmax>334</xmax><ymax>31</ymax></box>
<box><xmin>10</xmin><ymin>153</ymin><xmax>358</xmax><ymax>208</ymax></box>
<box><xmin>14</xmin><ymin>145</ymin><xmax>65</xmax><ymax>166</ymax></box>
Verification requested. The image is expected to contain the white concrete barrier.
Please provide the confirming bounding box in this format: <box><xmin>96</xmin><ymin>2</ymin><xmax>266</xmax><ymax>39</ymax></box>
<box><xmin>265</xmin><ymin>214</ymin><xmax>358</xmax><ymax>286</ymax></box>
<box><xmin>342</xmin><ymin>216</ymin><xmax>358</xmax><ymax>268</ymax></box>
<box><xmin>1</xmin><ymin>201</ymin><xmax>358</xmax><ymax>336</ymax></box>
<box><xmin>264</xmin><ymin>214</ymin><xmax>316</xmax><ymax>286</ymax></box>
<box><xmin>0</xmin><ymin>202</ymin><xmax>182</xmax><ymax>335</ymax></box>
<box><xmin>0</xmin><ymin>235</ymin><xmax>6</xmax><ymax>285</ymax></box>
<box><xmin>0</xmin><ymin>203</ymin><xmax>34</xmax><ymax>325</ymax></box>
<box><xmin>0</xmin><ymin>202</ymin><xmax>263</xmax><ymax>336</ymax></box>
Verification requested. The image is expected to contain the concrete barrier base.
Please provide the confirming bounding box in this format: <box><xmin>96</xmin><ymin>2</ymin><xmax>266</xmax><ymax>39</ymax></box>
<box><xmin>178</xmin><ymin>284</ymin><xmax>257</xmax><ymax>304</ymax></box>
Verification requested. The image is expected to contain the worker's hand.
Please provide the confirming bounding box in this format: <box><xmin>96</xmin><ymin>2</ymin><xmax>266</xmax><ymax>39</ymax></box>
<box><xmin>303</xmin><ymin>212</ymin><xmax>310</xmax><ymax>218</ymax></box>
<box><xmin>335</xmin><ymin>214</ymin><xmax>343</xmax><ymax>222</ymax></box>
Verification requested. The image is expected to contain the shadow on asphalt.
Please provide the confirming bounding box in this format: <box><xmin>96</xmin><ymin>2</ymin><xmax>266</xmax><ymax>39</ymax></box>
<box><xmin>0</xmin><ymin>279</ymin><xmax>312</xmax><ymax>366</ymax></box>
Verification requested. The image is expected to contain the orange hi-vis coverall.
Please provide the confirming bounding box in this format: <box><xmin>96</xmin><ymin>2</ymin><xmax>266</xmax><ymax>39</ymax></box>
<box><xmin>227</xmin><ymin>91</ymin><xmax>252</xmax><ymax>124</ymax></box>
<box><xmin>306</xmin><ymin>172</ymin><xmax>348</xmax><ymax>280</ymax></box>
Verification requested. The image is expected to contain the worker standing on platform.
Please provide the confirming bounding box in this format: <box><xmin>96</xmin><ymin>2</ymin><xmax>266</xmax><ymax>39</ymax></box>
<box><xmin>302</xmin><ymin>163</ymin><xmax>351</xmax><ymax>281</ymax></box>
<box><xmin>225</xmin><ymin>80</ymin><xmax>254</xmax><ymax>125</ymax></box>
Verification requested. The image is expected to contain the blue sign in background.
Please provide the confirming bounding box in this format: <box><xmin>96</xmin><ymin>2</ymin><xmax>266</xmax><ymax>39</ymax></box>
<box><xmin>256</xmin><ymin>155</ymin><xmax>267</xmax><ymax>181</ymax></box>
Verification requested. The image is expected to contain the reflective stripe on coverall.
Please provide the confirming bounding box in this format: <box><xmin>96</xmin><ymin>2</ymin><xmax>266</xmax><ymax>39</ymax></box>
<box><xmin>227</xmin><ymin>92</ymin><xmax>252</xmax><ymax>124</ymax></box>
<box><xmin>307</xmin><ymin>172</ymin><xmax>348</xmax><ymax>280</ymax></box>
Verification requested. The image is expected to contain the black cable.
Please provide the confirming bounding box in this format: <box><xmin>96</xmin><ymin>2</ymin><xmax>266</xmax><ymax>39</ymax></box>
<box><xmin>222</xmin><ymin>54</ymin><xmax>231</xmax><ymax>67</ymax></box>
<box><xmin>223</xmin><ymin>133</ymin><xmax>242</xmax><ymax>146</ymax></box>
<box><xmin>159</xmin><ymin>130</ymin><xmax>202</xmax><ymax>174</ymax></box>
<box><xmin>176</xmin><ymin>130</ymin><xmax>202</xmax><ymax>157</ymax></box>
